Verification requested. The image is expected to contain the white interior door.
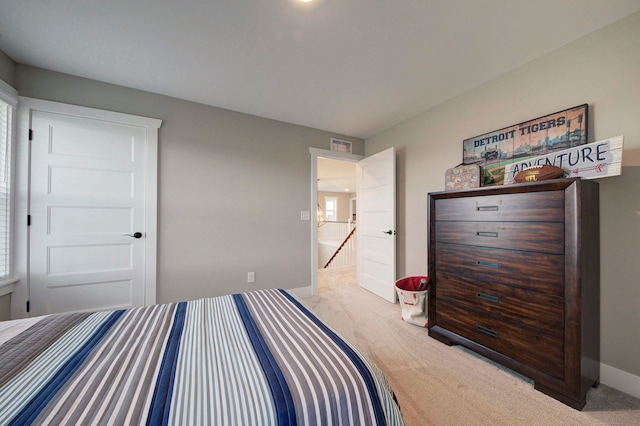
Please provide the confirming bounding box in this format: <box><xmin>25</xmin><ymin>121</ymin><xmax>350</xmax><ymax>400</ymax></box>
<box><xmin>27</xmin><ymin>100</ymin><xmax>160</xmax><ymax>316</ymax></box>
<box><xmin>356</xmin><ymin>147</ymin><xmax>396</xmax><ymax>302</ymax></box>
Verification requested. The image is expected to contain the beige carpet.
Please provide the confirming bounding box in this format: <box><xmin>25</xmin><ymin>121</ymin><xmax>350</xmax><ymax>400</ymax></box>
<box><xmin>303</xmin><ymin>266</ymin><xmax>640</xmax><ymax>426</ymax></box>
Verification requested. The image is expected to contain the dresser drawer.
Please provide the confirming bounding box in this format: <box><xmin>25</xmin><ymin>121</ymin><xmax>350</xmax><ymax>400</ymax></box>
<box><xmin>436</xmin><ymin>272</ymin><xmax>564</xmax><ymax>336</ymax></box>
<box><xmin>436</xmin><ymin>300</ymin><xmax>564</xmax><ymax>379</ymax></box>
<box><xmin>435</xmin><ymin>243</ymin><xmax>564</xmax><ymax>296</ymax></box>
<box><xmin>435</xmin><ymin>191</ymin><xmax>564</xmax><ymax>222</ymax></box>
<box><xmin>436</xmin><ymin>221</ymin><xmax>564</xmax><ymax>254</ymax></box>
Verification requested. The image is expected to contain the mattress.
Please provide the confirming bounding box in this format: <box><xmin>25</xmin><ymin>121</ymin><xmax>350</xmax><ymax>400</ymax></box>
<box><xmin>0</xmin><ymin>288</ymin><xmax>405</xmax><ymax>425</ymax></box>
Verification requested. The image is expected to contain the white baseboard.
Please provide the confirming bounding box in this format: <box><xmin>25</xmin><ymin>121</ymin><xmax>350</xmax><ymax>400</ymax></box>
<box><xmin>601</xmin><ymin>363</ymin><xmax>640</xmax><ymax>399</ymax></box>
<box><xmin>287</xmin><ymin>285</ymin><xmax>314</xmax><ymax>299</ymax></box>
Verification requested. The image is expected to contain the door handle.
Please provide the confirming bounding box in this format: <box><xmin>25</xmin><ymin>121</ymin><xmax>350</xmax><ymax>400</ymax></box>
<box><xmin>383</xmin><ymin>230</ymin><xmax>396</xmax><ymax>235</ymax></box>
<box><xmin>124</xmin><ymin>232</ymin><xmax>143</xmax><ymax>239</ymax></box>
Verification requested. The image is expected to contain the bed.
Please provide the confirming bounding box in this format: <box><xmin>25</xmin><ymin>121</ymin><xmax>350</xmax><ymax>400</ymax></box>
<box><xmin>0</xmin><ymin>288</ymin><xmax>405</xmax><ymax>425</ymax></box>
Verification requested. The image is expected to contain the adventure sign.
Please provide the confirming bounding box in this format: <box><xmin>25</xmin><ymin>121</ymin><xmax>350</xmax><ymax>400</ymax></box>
<box><xmin>503</xmin><ymin>135</ymin><xmax>623</xmax><ymax>184</ymax></box>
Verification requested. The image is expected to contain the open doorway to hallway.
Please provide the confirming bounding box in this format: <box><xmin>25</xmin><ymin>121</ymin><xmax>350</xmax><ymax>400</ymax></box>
<box><xmin>316</xmin><ymin>157</ymin><xmax>357</xmax><ymax>294</ymax></box>
<box><xmin>310</xmin><ymin>147</ymin><xmax>396</xmax><ymax>302</ymax></box>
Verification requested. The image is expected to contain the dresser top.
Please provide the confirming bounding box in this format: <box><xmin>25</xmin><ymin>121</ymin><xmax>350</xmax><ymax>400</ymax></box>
<box><xmin>429</xmin><ymin>177</ymin><xmax>597</xmax><ymax>199</ymax></box>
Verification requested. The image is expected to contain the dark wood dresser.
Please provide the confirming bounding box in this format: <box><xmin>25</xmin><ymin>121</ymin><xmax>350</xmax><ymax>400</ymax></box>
<box><xmin>427</xmin><ymin>178</ymin><xmax>600</xmax><ymax>410</ymax></box>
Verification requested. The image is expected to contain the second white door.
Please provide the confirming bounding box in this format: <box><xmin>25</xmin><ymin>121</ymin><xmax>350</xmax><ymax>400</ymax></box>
<box><xmin>27</xmin><ymin>100</ymin><xmax>160</xmax><ymax>316</ymax></box>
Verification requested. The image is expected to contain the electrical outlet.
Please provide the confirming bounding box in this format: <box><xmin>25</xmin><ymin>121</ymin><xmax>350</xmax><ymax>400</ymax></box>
<box><xmin>247</xmin><ymin>272</ymin><xmax>255</xmax><ymax>283</ymax></box>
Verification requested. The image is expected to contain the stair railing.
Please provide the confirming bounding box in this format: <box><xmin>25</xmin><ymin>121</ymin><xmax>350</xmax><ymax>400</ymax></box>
<box><xmin>323</xmin><ymin>226</ymin><xmax>356</xmax><ymax>268</ymax></box>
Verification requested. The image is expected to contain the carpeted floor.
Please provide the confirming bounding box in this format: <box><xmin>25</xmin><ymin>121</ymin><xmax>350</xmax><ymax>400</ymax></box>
<box><xmin>303</xmin><ymin>266</ymin><xmax>640</xmax><ymax>425</ymax></box>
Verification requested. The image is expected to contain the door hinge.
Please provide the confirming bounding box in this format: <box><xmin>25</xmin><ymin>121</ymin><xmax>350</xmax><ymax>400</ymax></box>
<box><xmin>29</xmin><ymin>129</ymin><xmax>33</xmax><ymax>141</ymax></box>
<box><xmin>27</xmin><ymin>215</ymin><xmax>31</xmax><ymax>226</ymax></box>
<box><xmin>26</xmin><ymin>301</ymin><xmax>30</xmax><ymax>313</ymax></box>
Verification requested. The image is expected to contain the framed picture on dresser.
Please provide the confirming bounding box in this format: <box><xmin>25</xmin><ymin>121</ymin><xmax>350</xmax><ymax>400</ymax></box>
<box><xmin>462</xmin><ymin>104</ymin><xmax>588</xmax><ymax>186</ymax></box>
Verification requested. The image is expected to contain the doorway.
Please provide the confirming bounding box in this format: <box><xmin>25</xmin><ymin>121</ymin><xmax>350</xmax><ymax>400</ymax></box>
<box><xmin>309</xmin><ymin>148</ymin><xmax>362</xmax><ymax>297</ymax></box>
<box><xmin>317</xmin><ymin>157</ymin><xmax>357</xmax><ymax>291</ymax></box>
<box><xmin>309</xmin><ymin>147</ymin><xmax>397</xmax><ymax>302</ymax></box>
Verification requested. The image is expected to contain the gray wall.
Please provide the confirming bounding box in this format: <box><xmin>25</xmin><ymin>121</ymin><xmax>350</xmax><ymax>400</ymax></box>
<box><xmin>366</xmin><ymin>12</ymin><xmax>640</xmax><ymax>381</ymax></box>
<box><xmin>13</xmin><ymin>65</ymin><xmax>363</xmax><ymax>304</ymax></box>
<box><xmin>0</xmin><ymin>49</ymin><xmax>15</xmax><ymax>87</ymax></box>
<box><xmin>0</xmin><ymin>295</ymin><xmax>9</xmax><ymax>322</ymax></box>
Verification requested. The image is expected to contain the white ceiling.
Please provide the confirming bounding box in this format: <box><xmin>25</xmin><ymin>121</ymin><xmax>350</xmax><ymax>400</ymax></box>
<box><xmin>1</xmin><ymin>1</ymin><xmax>639</xmax><ymax>139</ymax></box>
<box><xmin>317</xmin><ymin>157</ymin><xmax>357</xmax><ymax>193</ymax></box>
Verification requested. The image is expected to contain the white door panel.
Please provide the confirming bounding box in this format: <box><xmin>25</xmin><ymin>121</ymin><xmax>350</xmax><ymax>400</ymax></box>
<box><xmin>50</xmin><ymin>167</ymin><xmax>134</xmax><ymax>197</ymax></box>
<box><xmin>49</xmin><ymin>206</ymin><xmax>132</xmax><ymax>235</ymax></box>
<box><xmin>43</xmin><ymin>279</ymin><xmax>134</xmax><ymax>314</ymax></box>
<box><xmin>29</xmin><ymin>106</ymin><xmax>157</xmax><ymax>316</ymax></box>
<box><xmin>49</xmin><ymin>120</ymin><xmax>135</xmax><ymax>160</ymax></box>
<box><xmin>357</xmin><ymin>147</ymin><xmax>396</xmax><ymax>303</ymax></box>
<box><xmin>47</xmin><ymin>243</ymin><xmax>133</xmax><ymax>275</ymax></box>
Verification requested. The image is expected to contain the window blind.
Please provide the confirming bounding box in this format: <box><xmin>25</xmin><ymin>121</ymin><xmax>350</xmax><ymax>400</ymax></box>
<box><xmin>0</xmin><ymin>99</ymin><xmax>13</xmax><ymax>279</ymax></box>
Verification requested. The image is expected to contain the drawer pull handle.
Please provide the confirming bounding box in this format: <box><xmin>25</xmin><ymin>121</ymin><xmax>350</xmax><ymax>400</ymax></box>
<box><xmin>477</xmin><ymin>326</ymin><xmax>499</xmax><ymax>338</ymax></box>
<box><xmin>476</xmin><ymin>292</ymin><xmax>499</xmax><ymax>303</ymax></box>
<box><xmin>477</xmin><ymin>205</ymin><xmax>499</xmax><ymax>212</ymax></box>
<box><xmin>476</xmin><ymin>231</ymin><xmax>498</xmax><ymax>238</ymax></box>
<box><xmin>476</xmin><ymin>260</ymin><xmax>499</xmax><ymax>268</ymax></box>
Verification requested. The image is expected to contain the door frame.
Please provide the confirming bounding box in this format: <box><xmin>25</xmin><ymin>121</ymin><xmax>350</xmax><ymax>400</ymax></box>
<box><xmin>309</xmin><ymin>148</ymin><xmax>363</xmax><ymax>297</ymax></box>
<box><xmin>12</xmin><ymin>97</ymin><xmax>162</xmax><ymax>318</ymax></box>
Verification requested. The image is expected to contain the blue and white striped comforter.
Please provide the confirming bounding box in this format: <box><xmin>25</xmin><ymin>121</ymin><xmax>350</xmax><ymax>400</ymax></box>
<box><xmin>0</xmin><ymin>289</ymin><xmax>405</xmax><ymax>425</ymax></box>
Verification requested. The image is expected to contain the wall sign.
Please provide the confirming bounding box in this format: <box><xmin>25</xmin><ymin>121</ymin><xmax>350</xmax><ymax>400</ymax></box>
<box><xmin>503</xmin><ymin>135</ymin><xmax>624</xmax><ymax>184</ymax></box>
<box><xmin>463</xmin><ymin>104</ymin><xmax>588</xmax><ymax>186</ymax></box>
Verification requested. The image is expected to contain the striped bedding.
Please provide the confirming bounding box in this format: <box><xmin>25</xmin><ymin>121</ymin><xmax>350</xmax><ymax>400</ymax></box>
<box><xmin>0</xmin><ymin>289</ymin><xmax>405</xmax><ymax>425</ymax></box>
